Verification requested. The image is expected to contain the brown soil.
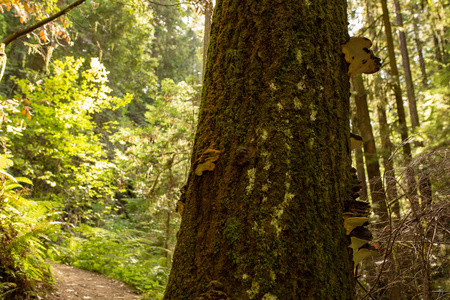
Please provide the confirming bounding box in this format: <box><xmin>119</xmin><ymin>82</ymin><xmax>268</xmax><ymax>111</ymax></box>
<box><xmin>47</xmin><ymin>263</ymin><xmax>141</xmax><ymax>299</ymax></box>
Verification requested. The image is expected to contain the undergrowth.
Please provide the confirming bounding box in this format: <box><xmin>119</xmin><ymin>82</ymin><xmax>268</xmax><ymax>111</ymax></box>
<box><xmin>53</xmin><ymin>222</ymin><xmax>170</xmax><ymax>299</ymax></box>
<box><xmin>0</xmin><ymin>163</ymin><xmax>59</xmax><ymax>299</ymax></box>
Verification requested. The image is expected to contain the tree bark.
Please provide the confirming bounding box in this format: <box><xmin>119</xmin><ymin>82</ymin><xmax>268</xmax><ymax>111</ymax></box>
<box><xmin>351</xmin><ymin>74</ymin><xmax>388</xmax><ymax>225</ymax></box>
<box><xmin>393</xmin><ymin>0</ymin><xmax>419</xmax><ymax>129</ymax></box>
<box><xmin>164</xmin><ymin>0</ymin><xmax>354</xmax><ymax>298</ymax></box>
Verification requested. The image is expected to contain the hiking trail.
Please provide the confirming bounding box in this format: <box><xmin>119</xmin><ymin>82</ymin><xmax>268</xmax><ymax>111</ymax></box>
<box><xmin>47</xmin><ymin>263</ymin><xmax>141</xmax><ymax>299</ymax></box>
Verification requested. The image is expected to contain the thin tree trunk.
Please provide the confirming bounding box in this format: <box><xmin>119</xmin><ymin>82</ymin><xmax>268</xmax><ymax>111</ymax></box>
<box><xmin>433</xmin><ymin>34</ymin><xmax>443</xmax><ymax>68</ymax></box>
<box><xmin>164</xmin><ymin>210</ymin><xmax>171</xmax><ymax>265</ymax></box>
<box><xmin>355</xmin><ymin>148</ymin><xmax>368</xmax><ymax>201</ymax></box>
<box><xmin>352</xmin><ymin>74</ymin><xmax>388</xmax><ymax>225</ymax></box>
<box><xmin>164</xmin><ymin>0</ymin><xmax>355</xmax><ymax>298</ymax></box>
<box><xmin>351</xmin><ymin>117</ymin><xmax>368</xmax><ymax>201</ymax></box>
<box><xmin>380</xmin><ymin>0</ymin><xmax>417</xmax><ymax>203</ymax></box>
<box><xmin>365</xmin><ymin>0</ymin><xmax>399</xmax><ymax>217</ymax></box>
<box><xmin>377</xmin><ymin>100</ymin><xmax>400</xmax><ymax>218</ymax></box>
<box><xmin>202</xmin><ymin>1</ymin><xmax>213</xmax><ymax>78</ymax></box>
<box><xmin>412</xmin><ymin>19</ymin><xmax>428</xmax><ymax>87</ymax></box>
<box><xmin>393</xmin><ymin>0</ymin><xmax>419</xmax><ymax>129</ymax></box>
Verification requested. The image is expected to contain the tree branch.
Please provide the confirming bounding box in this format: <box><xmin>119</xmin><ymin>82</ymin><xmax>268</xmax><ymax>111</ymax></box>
<box><xmin>2</xmin><ymin>0</ymin><xmax>86</xmax><ymax>47</ymax></box>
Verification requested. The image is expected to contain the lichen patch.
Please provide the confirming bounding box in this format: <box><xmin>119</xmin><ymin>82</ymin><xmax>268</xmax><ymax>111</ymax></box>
<box><xmin>246</xmin><ymin>168</ymin><xmax>257</xmax><ymax>195</ymax></box>
<box><xmin>247</xmin><ymin>281</ymin><xmax>260</xmax><ymax>299</ymax></box>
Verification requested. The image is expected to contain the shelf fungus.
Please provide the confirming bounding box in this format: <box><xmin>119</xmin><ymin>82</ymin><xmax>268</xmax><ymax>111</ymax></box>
<box><xmin>343</xmin><ymin>213</ymin><xmax>369</xmax><ymax>235</ymax></box>
<box><xmin>342</xmin><ymin>37</ymin><xmax>381</xmax><ymax>77</ymax></box>
<box><xmin>350</xmin><ymin>133</ymin><xmax>363</xmax><ymax>151</ymax></box>
<box><xmin>349</xmin><ymin>226</ymin><xmax>373</xmax><ymax>253</ymax></box>
<box><xmin>195</xmin><ymin>148</ymin><xmax>221</xmax><ymax>176</ymax></box>
<box><xmin>353</xmin><ymin>243</ymin><xmax>380</xmax><ymax>266</ymax></box>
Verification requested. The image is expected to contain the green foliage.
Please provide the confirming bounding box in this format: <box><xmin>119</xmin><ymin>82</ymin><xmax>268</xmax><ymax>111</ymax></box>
<box><xmin>417</xmin><ymin>86</ymin><xmax>450</xmax><ymax>151</ymax></box>
<box><xmin>5</xmin><ymin>57</ymin><xmax>132</xmax><ymax>225</ymax></box>
<box><xmin>0</xmin><ymin>1</ymin><xmax>202</xmax><ymax>298</ymax></box>
<box><xmin>150</xmin><ymin>0</ymin><xmax>203</xmax><ymax>82</ymax></box>
<box><xmin>0</xmin><ymin>160</ymin><xmax>59</xmax><ymax>299</ymax></box>
<box><xmin>111</xmin><ymin>77</ymin><xmax>199</xmax><ymax>213</ymax></box>
<box><xmin>54</xmin><ymin>0</ymin><xmax>158</xmax><ymax>101</ymax></box>
<box><xmin>54</xmin><ymin>223</ymin><xmax>169</xmax><ymax>298</ymax></box>
<box><xmin>0</xmin><ymin>89</ymin><xmax>59</xmax><ymax>299</ymax></box>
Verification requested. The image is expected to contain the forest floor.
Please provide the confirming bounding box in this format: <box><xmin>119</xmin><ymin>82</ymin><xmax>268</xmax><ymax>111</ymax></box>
<box><xmin>46</xmin><ymin>263</ymin><xmax>141</xmax><ymax>299</ymax></box>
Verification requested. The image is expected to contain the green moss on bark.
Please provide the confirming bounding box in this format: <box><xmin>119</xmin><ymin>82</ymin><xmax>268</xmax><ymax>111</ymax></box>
<box><xmin>164</xmin><ymin>0</ymin><xmax>354</xmax><ymax>299</ymax></box>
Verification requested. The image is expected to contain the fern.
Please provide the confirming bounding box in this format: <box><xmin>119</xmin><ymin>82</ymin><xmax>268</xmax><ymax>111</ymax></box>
<box><xmin>0</xmin><ymin>169</ymin><xmax>58</xmax><ymax>299</ymax></box>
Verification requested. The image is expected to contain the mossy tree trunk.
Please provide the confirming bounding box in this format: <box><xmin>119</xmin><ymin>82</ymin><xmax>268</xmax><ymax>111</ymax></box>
<box><xmin>164</xmin><ymin>1</ymin><xmax>354</xmax><ymax>299</ymax></box>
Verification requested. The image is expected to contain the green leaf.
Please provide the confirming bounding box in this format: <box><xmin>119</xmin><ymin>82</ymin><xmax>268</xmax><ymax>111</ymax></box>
<box><xmin>4</xmin><ymin>183</ymin><xmax>23</xmax><ymax>191</ymax></box>
<box><xmin>14</xmin><ymin>177</ymin><xmax>33</xmax><ymax>185</ymax></box>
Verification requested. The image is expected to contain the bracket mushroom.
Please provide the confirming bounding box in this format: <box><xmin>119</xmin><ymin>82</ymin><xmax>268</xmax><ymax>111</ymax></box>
<box><xmin>342</xmin><ymin>37</ymin><xmax>381</xmax><ymax>77</ymax></box>
<box><xmin>353</xmin><ymin>243</ymin><xmax>380</xmax><ymax>266</ymax></box>
<box><xmin>350</xmin><ymin>133</ymin><xmax>363</xmax><ymax>151</ymax></box>
<box><xmin>195</xmin><ymin>148</ymin><xmax>221</xmax><ymax>176</ymax></box>
<box><xmin>348</xmin><ymin>226</ymin><xmax>373</xmax><ymax>253</ymax></box>
<box><xmin>343</xmin><ymin>213</ymin><xmax>369</xmax><ymax>235</ymax></box>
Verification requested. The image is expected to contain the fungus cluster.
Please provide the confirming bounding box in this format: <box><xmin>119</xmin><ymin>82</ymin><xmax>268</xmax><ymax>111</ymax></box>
<box><xmin>345</xmin><ymin>133</ymin><xmax>380</xmax><ymax>267</ymax></box>
<box><xmin>195</xmin><ymin>148</ymin><xmax>221</xmax><ymax>176</ymax></box>
<box><xmin>342</xmin><ymin>37</ymin><xmax>381</xmax><ymax>77</ymax></box>
<box><xmin>176</xmin><ymin>148</ymin><xmax>221</xmax><ymax>218</ymax></box>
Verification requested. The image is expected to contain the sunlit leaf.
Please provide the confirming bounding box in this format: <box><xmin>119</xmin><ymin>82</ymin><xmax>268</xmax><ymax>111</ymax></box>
<box><xmin>0</xmin><ymin>170</ymin><xmax>17</xmax><ymax>182</ymax></box>
<box><xmin>15</xmin><ymin>177</ymin><xmax>33</xmax><ymax>185</ymax></box>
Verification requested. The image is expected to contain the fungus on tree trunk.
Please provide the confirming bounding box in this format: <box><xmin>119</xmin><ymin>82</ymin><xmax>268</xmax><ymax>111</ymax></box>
<box><xmin>342</xmin><ymin>37</ymin><xmax>381</xmax><ymax>77</ymax></box>
<box><xmin>194</xmin><ymin>148</ymin><xmax>221</xmax><ymax>176</ymax></box>
<box><xmin>353</xmin><ymin>243</ymin><xmax>380</xmax><ymax>266</ymax></box>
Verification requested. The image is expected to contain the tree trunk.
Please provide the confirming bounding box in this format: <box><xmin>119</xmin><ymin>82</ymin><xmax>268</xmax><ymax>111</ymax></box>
<box><xmin>202</xmin><ymin>1</ymin><xmax>213</xmax><ymax>78</ymax></box>
<box><xmin>393</xmin><ymin>0</ymin><xmax>419</xmax><ymax>129</ymax></box>
<box><xmin>164</xmin><ymin>209</ymin><xmax>172</xmax><ymax>266</ymax></box>
<box><xmin>412</xmin><ymin>19</ymin><xmax>428</xmax><ymax>87</ymax></box>
<box><xmin>351</xmin><ymin>74</ymin><xmax>388</xmax><ymax>224</ymax></box>
<box><xmin>380</xmin><ymin>0</ymin><xmax>417</xmax><ymax>202</ymax></box>
<box><xmin>164</xmin><ymin>1</ymin><xmax>354</xmax><ymax>298</ymax></box>
<box><xmin>376</xmin><ymin>99</ymin><xmax>400</xmax><ymax>219</ymax></box>
<box><xmin>351</xmin><ymin>117</ymin><xmax>368</xmax><ymax>202</ymax></box>
<box><xmin>433</xmin><ymin>34</ymin><xmax>443</xmax><ymax>68</ymax></box>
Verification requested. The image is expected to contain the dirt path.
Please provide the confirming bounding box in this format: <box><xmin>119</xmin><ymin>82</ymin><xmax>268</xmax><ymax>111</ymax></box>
<box><xmin>47</xmin><ymin>263</ymin><xmax>141</xmax><ymax>299</ymax></box>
